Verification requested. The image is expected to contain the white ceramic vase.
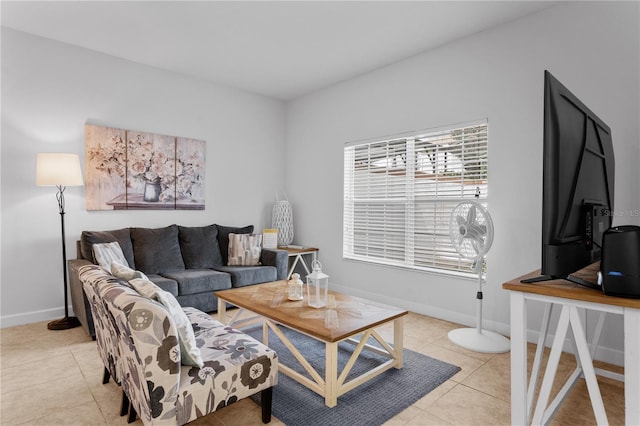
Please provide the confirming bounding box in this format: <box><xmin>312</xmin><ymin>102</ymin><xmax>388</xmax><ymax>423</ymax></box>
<box><xmin>272</xmin><ymin>199</ymin><xmax>294</xmax><ymax>246</ymax></box>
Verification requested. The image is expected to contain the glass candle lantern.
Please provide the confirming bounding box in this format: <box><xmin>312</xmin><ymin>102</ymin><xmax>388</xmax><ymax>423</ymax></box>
<box><xmin>287</xmin><ymin>273</ymin><xmax>304</xmax><ymax>301</ymax></box>
<box><xmin>306</xmin><ymin>260</ymin><xmax>328</xmax><ymax>308</ymax></box>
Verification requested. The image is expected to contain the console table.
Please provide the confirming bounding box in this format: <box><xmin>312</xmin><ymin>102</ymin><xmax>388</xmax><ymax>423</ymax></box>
<box><xmin>503</xmin><ymin>263</ymin><xmax>640</xmax><ymax>425</ymax></box>
<box><xmin>279</xmin><ymin>246</ymin><xmax>319</xmax><ymax>279</ymax></box>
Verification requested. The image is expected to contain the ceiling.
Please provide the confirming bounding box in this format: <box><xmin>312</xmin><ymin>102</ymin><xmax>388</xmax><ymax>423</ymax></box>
<box><xmin>1</xmin><ymin>1</ymin><xmax>558</xmax><ymax>100</ymax></box>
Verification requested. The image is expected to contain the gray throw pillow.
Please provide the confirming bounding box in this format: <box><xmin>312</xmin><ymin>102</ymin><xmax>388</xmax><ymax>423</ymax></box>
<box><xmin>131</xmin><ymin>225</ymin><xmax>185</xmax><ymax>275</ymax></box>
<box><xmin>216</xmin><ymin>224</ymin><xmax>254</xmax><ymax>265</ymax></box>
<box><xmin>80</xmin><ymin>228</ymin><xmax>135</xmax><ymax>268</ymax></box>
<box><xmin>178</xmin><ymin>225</ymin><xmax>223</xmax><ymax>268</ymax></box>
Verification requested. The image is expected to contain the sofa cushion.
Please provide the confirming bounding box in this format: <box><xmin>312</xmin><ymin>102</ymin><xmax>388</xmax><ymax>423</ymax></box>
<box><xmin>178</xmin><ymin>225</ymin><xmax>223</xmax><ymax>269</ymax></box>
<box><xmin>213</xmin><ymin>265</ymin><xmax>277</xmax><ymax>288</ymax></box>
<box><xmin>161</xmin><ymin>269</ymin><xmax>232</xmax><ymax>296</ymax></box>
<box><xmin>146</xmin><ymin>274</ymin><xmax>179</xmax><ymax>297</ymax></box>
<box><xmin>227</xmin><ymin>233</ymin><xmax>262</xmax><ymax>266</ymax></box>
<box><xmin>216</xmin><ymin>224</ymin><xmax>253</xmax><ymax>265</ymax></box>
<box><xmin>131</xmin><ymin>225</ymin><xmax>185</xmax><ymax>275</ymax></box>
<box><xmin>175</xmin><ymin>292</ymin><xmax>218</xmax><ymax>314</ymax></box>
<box><xmin>129</xmin><ymin>277</ymin><xmax>204</xmax><ymax>368</ymax></box>
<box><xmin>92</xmin><ymin>242</ymin><xmax>127</xmax><ymax>274</ymax></box>
<box><xmin>183</xmin><ymin>307</ymin><xmax>221</xmax><ymax>336</ymax></box>
<box><xmin>81</xmin><ymin>228</ymin><xmax>135</xmax><ymax>268</ymax></box>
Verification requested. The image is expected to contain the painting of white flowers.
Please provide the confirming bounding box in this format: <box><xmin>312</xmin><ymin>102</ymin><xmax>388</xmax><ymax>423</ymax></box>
<box><xmin>85</xmin><ymin>124</ymin><xmax>205</xmax><ymax>210</ymax></box>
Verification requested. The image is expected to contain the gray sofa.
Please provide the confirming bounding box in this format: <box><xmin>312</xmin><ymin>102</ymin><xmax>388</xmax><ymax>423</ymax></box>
<box><xmin>69</xmin><ymin>223</ymin><xmax>287</xmax><ymax>339</ymax></box>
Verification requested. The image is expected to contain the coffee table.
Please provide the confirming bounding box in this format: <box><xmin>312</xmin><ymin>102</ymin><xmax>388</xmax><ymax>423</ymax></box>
<box><xmin>216</xmin><ymin>281</ymin><xmax>408</xmax><ymax>407</ymax></box>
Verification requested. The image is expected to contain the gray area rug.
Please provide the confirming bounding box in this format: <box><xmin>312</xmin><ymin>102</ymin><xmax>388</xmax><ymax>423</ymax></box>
<box><xmin>246</xmin><ymin>325</ymin><xmax>460</xmax><ymax>426</ymax></box>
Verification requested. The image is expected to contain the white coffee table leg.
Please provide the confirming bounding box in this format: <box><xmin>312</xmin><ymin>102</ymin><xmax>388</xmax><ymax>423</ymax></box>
<box><xmin>394</xmin><ymin>316</ymin><xmax>404</xmax><ymax>368</ymax></box>
<box><xmin>325</xmin><ymin>342</ymin><xmax>338</xmax><ymax>408</ymax></box>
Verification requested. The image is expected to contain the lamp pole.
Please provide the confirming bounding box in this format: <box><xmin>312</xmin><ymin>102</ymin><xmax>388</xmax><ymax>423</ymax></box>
<box><xmin>47</xmin><ymin>185</ymin><xmax>80</xmax><ymax>330</ymax></box>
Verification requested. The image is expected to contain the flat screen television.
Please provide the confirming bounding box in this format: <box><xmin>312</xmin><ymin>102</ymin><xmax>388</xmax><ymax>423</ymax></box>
<box><xmin>523</xmin><ymin>70</ymin><xmax>615</xmax><ymax>287</ymax></box>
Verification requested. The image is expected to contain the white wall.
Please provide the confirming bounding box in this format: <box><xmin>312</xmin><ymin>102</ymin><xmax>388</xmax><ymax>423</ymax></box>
<box><xmin>1</xmin><ymin>28</ymin><xmax>287</xmax><ymax>326</ymax></box>
<box><xmin>285</xmin><ymin>2</ymin><xmax>640</xmax><ymax>364</ymax></box>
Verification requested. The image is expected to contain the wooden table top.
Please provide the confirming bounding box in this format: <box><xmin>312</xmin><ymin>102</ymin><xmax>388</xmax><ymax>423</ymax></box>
<box><xmin>503</xmin><ymin>262</ymin><xmax>640</xmax><ymax>309</ymax></box>
<box><xmin>216</xmin><ymin>281</ymin><xmax>408</xmax><ymax>343</ymax></box>
<box><xmin>277</xmin><ymin>246</ymin><xmax>319</xmax><ymax>255</ymax></box>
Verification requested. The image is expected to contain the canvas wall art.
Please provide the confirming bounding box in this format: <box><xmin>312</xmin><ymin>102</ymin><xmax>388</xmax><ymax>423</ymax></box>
<box><xmin>85</xmin><ymin>124</ymin><xmax>206</xmax><ymax>210</ymax></box>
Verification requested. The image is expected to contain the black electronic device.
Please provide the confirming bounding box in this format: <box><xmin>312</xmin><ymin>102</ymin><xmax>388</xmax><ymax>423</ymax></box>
<box><xmin>522</xmin><ymin>71</ymin><xmax>615</xmax><ymax>287</ymax></box>
<box><xmin>599</xmin><ymin>225</ymin><xmax>640</xmax><ymax>298</ymax></box>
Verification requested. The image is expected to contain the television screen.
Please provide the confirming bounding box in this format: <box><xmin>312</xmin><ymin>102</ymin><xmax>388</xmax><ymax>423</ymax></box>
<box><xmin>524</xmin><ymin>71</ymin><xmax>614</xmax><ymax>287</ymax></box>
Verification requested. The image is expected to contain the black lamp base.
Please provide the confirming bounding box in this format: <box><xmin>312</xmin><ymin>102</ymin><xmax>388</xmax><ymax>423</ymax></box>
<box><xmin>47</xmin><ymin>316</ymin><xmax>81</xmax><ymax>330</ymax></box>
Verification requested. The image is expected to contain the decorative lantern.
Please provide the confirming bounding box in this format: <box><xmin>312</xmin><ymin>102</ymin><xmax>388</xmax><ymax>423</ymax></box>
<box><xmin>287</xmin><ymin>273</ymin><xmax>304</xmax><ymax>301</ymax></box>
<box><xmin>306</xmin><ymin>260</ymin><xmax>328</xmax><ymax>308</ymax></box>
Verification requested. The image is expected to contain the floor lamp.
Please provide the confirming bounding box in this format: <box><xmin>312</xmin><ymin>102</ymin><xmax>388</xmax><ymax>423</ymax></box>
<box><xmin>36</xmin><ymin>153</ymin><xmax>84</xmax><ymax>330</ymax></box>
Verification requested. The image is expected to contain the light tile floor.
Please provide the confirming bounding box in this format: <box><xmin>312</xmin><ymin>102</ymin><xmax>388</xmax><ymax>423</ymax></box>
<box><xmin>0</xmin><ymin>311</ymin><xmax>625</xmax><ymax>425</ymax></box>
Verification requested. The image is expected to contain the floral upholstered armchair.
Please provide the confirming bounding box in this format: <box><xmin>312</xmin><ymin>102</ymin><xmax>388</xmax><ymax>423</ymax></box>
<box><xmin>80</xmin><ymin>265</ymin><xmax>278</xmax><ymax>425</ymax></box>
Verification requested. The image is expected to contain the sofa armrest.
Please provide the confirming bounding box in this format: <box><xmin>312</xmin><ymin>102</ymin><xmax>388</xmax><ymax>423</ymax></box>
<box><xmin>260</xmin><ymin>248</ymin><xmax>288</xmax><ymax>280</ymax></box>
<box><xmin>68</xmin><ymin>258</ymin><xmax>96</xmax><ymax>339</ymax></box>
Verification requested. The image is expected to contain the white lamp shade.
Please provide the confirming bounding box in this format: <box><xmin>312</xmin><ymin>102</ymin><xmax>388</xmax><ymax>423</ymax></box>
<box><xmin>36</xmin><ymin>153</ymin><xmax>84</xmax><ymax>187</ymax></box>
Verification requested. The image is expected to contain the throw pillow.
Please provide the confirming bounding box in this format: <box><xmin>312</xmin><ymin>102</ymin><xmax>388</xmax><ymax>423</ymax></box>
<box><xmin>178</xmin><ymin>225</ymin><xmax>223</xmax><ymax>268</ymax></box>
<box><xmin>227</xmin><ymin>233</ymin><xmax>262</xmax><ymax>266</ymax></box>
<box><xmin>111</xmin><ymin>262</ymin><xmax>148</xmax><ymax>281</ymax></box>
<box><xmin>129</xmin><ymin>278</ymin><xmax>204</xmax><ymax>368</ymax></box>
<box><xmin>81</xmin><ymin>228</ymin><xmax>135</xmax><ymax>268</ymax></box>
<box><xmin>131</xmin><ymin>225</ymin><xmax>185</xmax><ymax>275</ymax></box>
<box><xmin>93</xmin><ymin>242</ymin><xmax>128</xmax><ymax>274</ymax></box>
<box><xmin>216</xmin><ymin>224</ymin><xmax>254</xmax><ymax>265</ymax></box>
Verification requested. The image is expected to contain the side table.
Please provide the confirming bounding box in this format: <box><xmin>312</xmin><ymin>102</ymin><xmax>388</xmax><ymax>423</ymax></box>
<box><xmin>278</xmin><ymin>246</ymin><xmax>319</xmax><ymax>279</ymax></box>
<box><xmin>503</xmin><ymin>263</ymin><xmax>640</xmax><ymax>425</ymax></box>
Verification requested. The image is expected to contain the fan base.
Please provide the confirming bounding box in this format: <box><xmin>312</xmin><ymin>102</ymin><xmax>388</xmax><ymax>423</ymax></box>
<box><xmin>448</xmin><ymin>328</ymin><xmax>510</xmax><ymax>353</ymax></box>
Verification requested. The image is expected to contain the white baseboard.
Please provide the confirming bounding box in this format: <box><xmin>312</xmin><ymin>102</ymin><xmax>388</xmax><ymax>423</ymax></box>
<box><xmin>0</xmin><ymin>305</ymin><xmax>73</xmax><ymax>328</ymax></box>
<box><xmin>330</xmin><ymin>283</ymin><xmax>624</xmax><ymax>367</ymax></box>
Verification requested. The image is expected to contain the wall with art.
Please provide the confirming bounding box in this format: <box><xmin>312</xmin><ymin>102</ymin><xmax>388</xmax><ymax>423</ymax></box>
<box><xmin>1</xmin><ymin>28</ymin><xmax>287</xmax><ymax>326</ymax></box>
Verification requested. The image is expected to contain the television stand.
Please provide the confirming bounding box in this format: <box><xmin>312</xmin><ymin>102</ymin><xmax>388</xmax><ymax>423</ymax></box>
<box><xmin>520</xmin><ymin>274</ymin><xmax>554</xmax><ymax>284</ymax></box>
<box><xmin>521</xmin><ymin>262</ymin><xmax>602</xmax><ymax>290</ymax></box>
<box><xmin>566</xmin><ymin>274</ymin><xmax>601</xmax><ymax>290</ymax></box>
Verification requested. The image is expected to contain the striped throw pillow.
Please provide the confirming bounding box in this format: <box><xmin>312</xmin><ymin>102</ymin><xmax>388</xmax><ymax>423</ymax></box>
<box><xmin>92</xmin><ymin>242</ymin><xmax>127</xmax><ymax>274</ymax></box>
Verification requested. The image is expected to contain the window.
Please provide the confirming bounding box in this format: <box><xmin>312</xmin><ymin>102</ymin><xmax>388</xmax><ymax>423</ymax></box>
<box><xmin>343</xmin><ymin>120</ymin><xmax>488</xmax><ymax>277</ymax></box>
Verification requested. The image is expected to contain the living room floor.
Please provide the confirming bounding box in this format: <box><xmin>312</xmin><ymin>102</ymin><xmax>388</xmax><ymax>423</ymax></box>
<box><xmin>1</xmin><ymin>311</ymin><xmax>624</xmax><ymax>425</ymax></box>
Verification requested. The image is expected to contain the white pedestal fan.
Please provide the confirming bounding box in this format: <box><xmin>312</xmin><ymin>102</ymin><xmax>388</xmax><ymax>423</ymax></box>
<box><xmin>448</xmin><ymin>198</ymin><xmax>510</xmax><ymax>353</ymax></box>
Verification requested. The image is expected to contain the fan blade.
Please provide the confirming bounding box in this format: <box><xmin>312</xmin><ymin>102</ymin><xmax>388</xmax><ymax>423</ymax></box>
<box><xmin>466</xmin><ymin>205</ymin><xmax>476</xmax><ymax>224</ymax></box>
<box><xmin>471</xmin><ymin>239</ymin><xmax>481</xmax><ymax>254</ymax></box>
<box><xmin>466</xmin><ymin>224</ymin><xmax>486</xmax><ymax>239</ymax></box>
<box><xmin>456</xmin><ymin>215</ymin><xmax>466</xmax><ymax>226</ymax></box>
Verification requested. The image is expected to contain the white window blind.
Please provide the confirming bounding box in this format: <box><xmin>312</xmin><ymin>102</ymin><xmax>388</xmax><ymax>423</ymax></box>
<box><xmin>343</xmin><ymin>121</ymin><xmax>488</xmax><ymax>276</ymax></box>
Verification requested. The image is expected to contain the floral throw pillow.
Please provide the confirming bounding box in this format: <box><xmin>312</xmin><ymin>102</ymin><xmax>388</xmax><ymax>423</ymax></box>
<box><xmin>227</xmin><ymin>233</ymin><xmax>262</xmax><ymax>266</ymax></box>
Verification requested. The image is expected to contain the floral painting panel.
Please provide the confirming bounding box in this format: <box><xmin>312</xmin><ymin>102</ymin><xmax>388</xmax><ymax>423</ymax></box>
<box><xmin>84</xmin><ymin>124</ymin><xmax>206</xmax><ymax>210</ymax></box>
<box><xmin>175</xmin><ymin>137</ymin><xmax>206</xmax><ymax>210</ymax></box>
<box><xmin>126</xmin><ymin>131</ymin><xmax>176</xmax><ymax>208</ymax></box>
<box><xmin>85</xmin><ymin>124</ymin><xmax>127</xmax><ymax>211</ymax></box>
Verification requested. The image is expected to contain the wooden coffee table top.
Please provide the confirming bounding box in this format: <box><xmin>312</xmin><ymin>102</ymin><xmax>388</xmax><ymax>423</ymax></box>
<box><xmin>216</xmin><ymin>281</ymin><xmax>408</xmax><ymax>343</ymax></box>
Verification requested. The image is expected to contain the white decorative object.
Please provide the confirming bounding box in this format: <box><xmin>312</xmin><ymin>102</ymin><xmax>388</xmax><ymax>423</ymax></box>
<box><xmin>287</xmin><ymin>273</ymin><xmax>304</xmax><ymax>301</ymax></box>
<box><xmin>272</xmin><ymin>194</ymin><xmax>294</xmax><ymax>246</ymax></box>
<box><xmin>447</xmin><ymin>195</ymin><xmax>510</xmax><ymax>353</ymax></box>
<box><xmin>262</xmin><ymin>228</ymin><xmax>278</xmax><ymax>249</ymax></box>
<box><xmin>306</xmin><ymin>260</ymin><xmax>328</xmax><ymax>308</ymax></box>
